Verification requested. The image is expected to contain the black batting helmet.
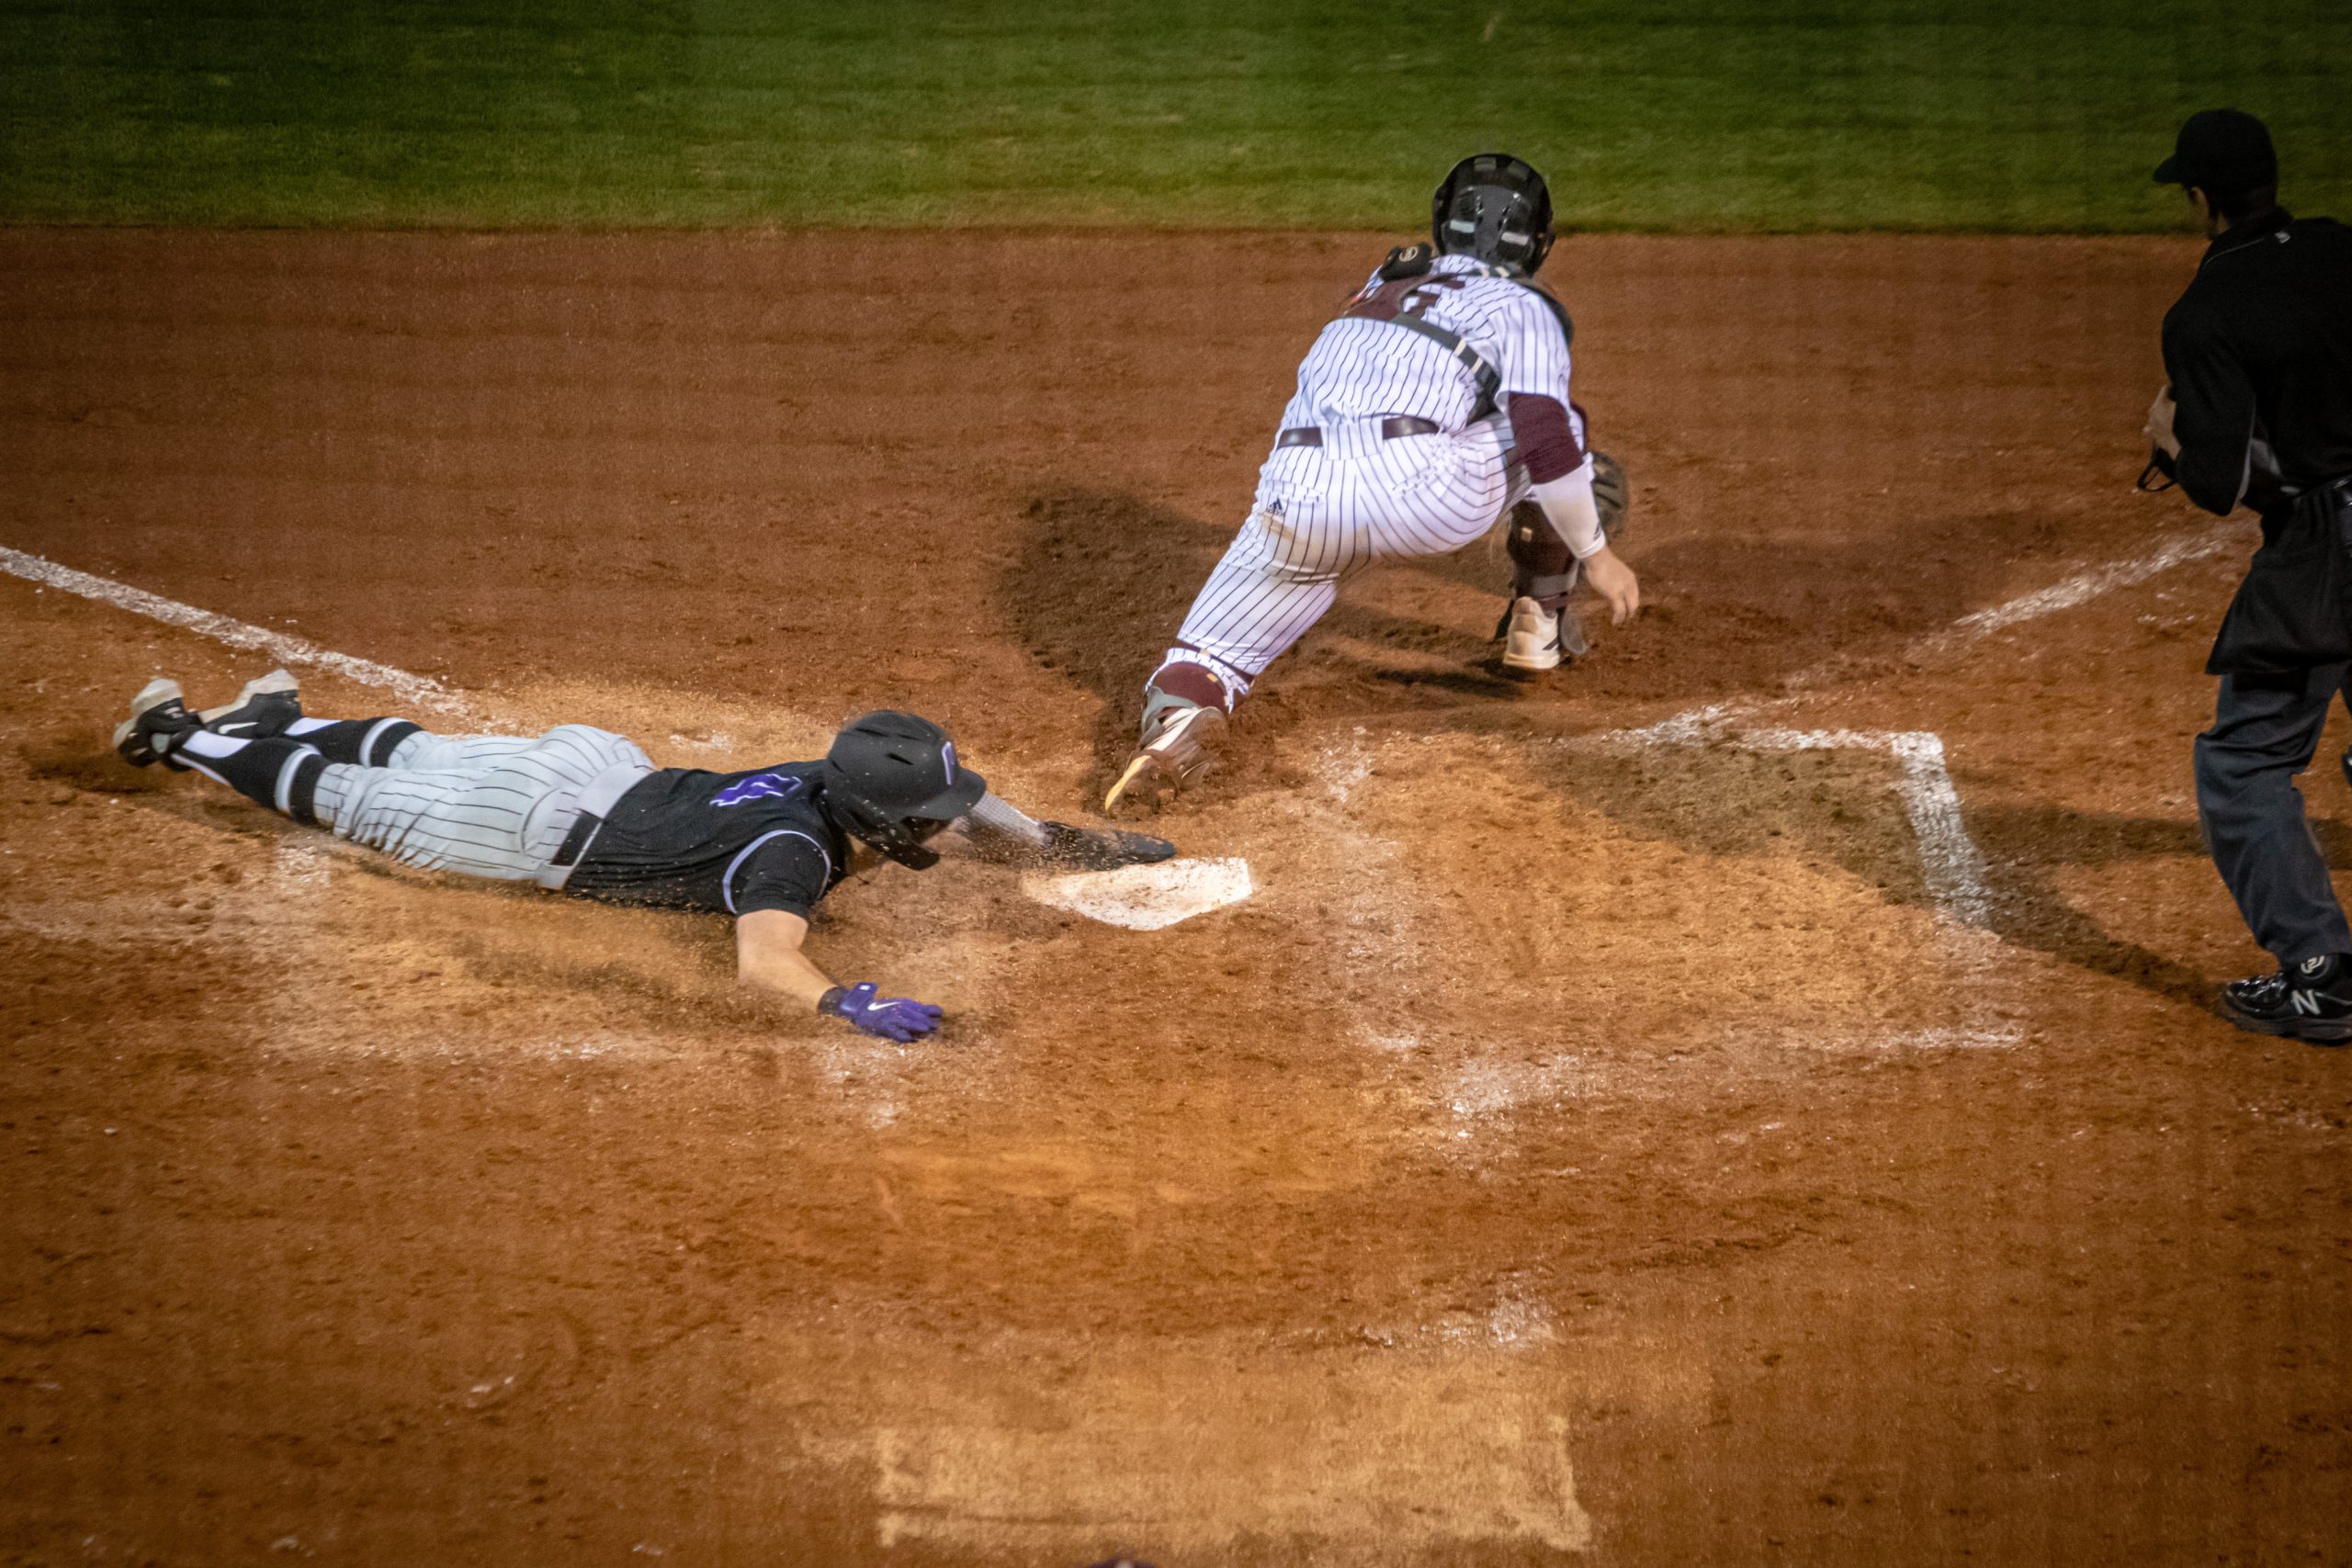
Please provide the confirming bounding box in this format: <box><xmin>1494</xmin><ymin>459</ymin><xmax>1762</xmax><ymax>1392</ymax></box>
<box><xmin>1430</xmin><ymin>153</ymin><xmax>1555</xmax><ymax>275</ymax></box>
<box><xmin>820</xmin><ymin>711</ymin><xmax>987</xmax><ymax>870</ymax></box>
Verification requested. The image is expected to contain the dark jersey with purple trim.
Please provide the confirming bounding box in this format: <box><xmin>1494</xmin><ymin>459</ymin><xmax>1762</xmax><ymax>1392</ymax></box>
<box><xmin>564</xmin><ymin>762</ymin><xmax>850</xmax><ymax>919</ymax></box>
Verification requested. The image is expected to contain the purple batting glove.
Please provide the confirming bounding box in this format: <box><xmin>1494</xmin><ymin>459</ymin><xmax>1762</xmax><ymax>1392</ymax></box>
<box><xmin>820</xmin><ymin>982</ymin><xmax>944</xmax><ymax>1043</ymax></box>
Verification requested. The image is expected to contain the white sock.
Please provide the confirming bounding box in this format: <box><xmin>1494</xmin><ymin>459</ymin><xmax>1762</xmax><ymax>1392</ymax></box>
<box><xmin>176</xmin><ymin>729</ymin><xmax>251</xmax><ymax>761</ymax></box>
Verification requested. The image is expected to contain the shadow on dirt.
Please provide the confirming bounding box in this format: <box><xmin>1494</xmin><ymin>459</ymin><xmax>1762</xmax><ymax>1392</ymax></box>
<box><xmin>1967</xmin><ymin>802</ymin><xmax>2352</xmax><ymax>1007</ymax></box>
<box><xmin>1000</xmin><ymin>488</ymin><xmax>2089</xmax><ymax>741</ymax></box>
<box><xmin>1548</xmin><ymin>746</ymin><xmax>2316</xmax><ymax>1009</ymax></box>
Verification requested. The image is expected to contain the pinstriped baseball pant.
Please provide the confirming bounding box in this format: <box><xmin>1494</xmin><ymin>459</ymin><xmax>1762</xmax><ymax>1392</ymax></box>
<box><xmin>311</xmin><ymin>725</ymin><xmax>651</xmax><ymax>881</ymax></box>
<box><xmin>1165</xmin><ymin>415</ymin><xmax>1527</xmax><ymax>698</ymax></box>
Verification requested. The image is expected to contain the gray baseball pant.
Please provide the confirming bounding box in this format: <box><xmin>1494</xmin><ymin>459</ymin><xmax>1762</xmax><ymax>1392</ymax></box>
<box><xmin>2195</xmin><ymin>664</ymin><xmax>2352</xmax><ymax>964</ymax></box>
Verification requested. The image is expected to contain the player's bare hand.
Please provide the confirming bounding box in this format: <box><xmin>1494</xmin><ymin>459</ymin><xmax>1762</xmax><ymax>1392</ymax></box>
<box><xmin>1583</xmin><ymin>546</ymin><xmax>1641</xmax><ymax>625</ymax></box>
<box><xmin>2144</xmin><ymin>385</ymin><xmax>2180</xmax><ymax>458</ymax></box>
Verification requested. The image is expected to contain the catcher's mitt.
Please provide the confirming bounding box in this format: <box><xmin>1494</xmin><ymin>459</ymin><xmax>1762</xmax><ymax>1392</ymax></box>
<box><xmin>1590</xmin><ymin>451</ymin><xmax>1629</xmax><ymax>541</ymax></box>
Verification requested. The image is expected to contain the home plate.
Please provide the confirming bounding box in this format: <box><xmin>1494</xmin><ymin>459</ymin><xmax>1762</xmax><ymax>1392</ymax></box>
<box><xmin>1021</xmin><ymin>857</ymin><xmax>1255</xmax><ymax>931</ymax></box>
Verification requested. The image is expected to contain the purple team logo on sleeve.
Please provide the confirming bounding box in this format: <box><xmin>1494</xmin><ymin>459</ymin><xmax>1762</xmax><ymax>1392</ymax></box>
<box><xmin>712</xmin><ymin>772</ymin><xmax>805</xmax><ymax>808</ymax></box>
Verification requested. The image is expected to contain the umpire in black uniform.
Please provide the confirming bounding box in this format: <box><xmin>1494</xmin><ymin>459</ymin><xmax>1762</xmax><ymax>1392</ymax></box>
<box><xmin>2143</xmin><ymin>109</ymin><xmax>2352</xmax><ymax>1041</ymax></box>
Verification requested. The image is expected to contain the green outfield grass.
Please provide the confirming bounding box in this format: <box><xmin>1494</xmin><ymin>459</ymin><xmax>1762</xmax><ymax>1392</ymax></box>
<box><xmin>3</xmin><ymin>0</ymin><xmax>2346</xmax><ymax>231</ymax></box>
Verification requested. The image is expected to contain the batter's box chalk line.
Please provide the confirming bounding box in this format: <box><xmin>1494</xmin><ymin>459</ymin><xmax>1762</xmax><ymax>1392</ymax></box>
<box><xmin>1570</xmin><ymin>722</ymin><xmax>2017</xmax><ymax>1049</ymax></box>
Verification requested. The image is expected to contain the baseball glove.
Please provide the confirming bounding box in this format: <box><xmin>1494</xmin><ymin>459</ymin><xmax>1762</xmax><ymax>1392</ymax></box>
<box><xmin>1590</xmin><ymin>451</ymin><xmax>1629</xmax><ymax>541</ymax></box>
<box><xmin>1037</xmin><ymin>822</ymin><xmax>1176</xmax><ymax>872</ymax></box>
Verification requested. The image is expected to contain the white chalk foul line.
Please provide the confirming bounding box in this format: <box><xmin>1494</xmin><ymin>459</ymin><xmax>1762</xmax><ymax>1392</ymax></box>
<box><xmin>1942</xmin><ymin>521</ymin><xmax>2238</xmax><ymax>640</ymax></box>
<box><xmin>1</xmin><ymin>545</ymin><xmax>471</xmax><ymax>715</ymax></box>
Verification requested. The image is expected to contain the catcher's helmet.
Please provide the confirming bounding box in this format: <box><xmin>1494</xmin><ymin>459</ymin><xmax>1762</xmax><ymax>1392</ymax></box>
<box><xmin>1430</xmin><ymin>153</ymin><xmax>1555</xmax><ymax>275</ymax></box>
<box><xmin>820</xmin><ymin>711</ymin><xmax>987</xmax><ymax>870</ymax></box>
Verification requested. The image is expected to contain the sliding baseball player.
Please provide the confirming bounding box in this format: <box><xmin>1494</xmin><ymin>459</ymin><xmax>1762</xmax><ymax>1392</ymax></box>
<box><xmin>116</xmin><ymin>669</ymin><xmax>1171</xmax><ymax>1041</ymax></box>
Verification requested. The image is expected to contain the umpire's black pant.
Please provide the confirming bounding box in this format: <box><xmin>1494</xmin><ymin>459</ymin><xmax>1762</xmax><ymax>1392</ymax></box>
<box><xmin>2196</xmin><ymin>665</ymin><xmax>2352</xmax><ymax>964</ymax></box>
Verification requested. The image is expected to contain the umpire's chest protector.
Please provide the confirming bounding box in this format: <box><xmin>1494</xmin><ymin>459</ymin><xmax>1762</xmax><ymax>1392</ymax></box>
<box><xmin>2209</xmin><ymin>483</ymin><xmax>2352</xmax><ymax>674</ymax></box>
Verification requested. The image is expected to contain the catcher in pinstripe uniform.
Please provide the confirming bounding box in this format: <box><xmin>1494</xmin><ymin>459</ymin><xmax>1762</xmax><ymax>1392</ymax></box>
<box><xmin>1106</xmin><ymin>153</ymin><xmax>1636</xmax><ymax>814</ymax></box>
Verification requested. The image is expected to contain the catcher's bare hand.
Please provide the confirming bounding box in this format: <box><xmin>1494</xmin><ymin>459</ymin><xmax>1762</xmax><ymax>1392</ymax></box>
<box><xmin>2144</xmin><ymin>385</ymin><xmax>2180</xmax><ymax>458</ymax></box>
<box><xmin>1583</xmin><ymin>546</ymin><xmax>1641</xmax><ymax>625</ymax></box>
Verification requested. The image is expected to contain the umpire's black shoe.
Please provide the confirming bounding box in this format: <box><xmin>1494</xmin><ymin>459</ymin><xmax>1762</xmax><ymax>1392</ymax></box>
<box><xmin>2220</xmin><ymin>953</ymin><xmax>2352</xmax><ymax>1044</ymax></box>
<box><xmin>112</xmin><ymin>677</ymin><xmax>203</xmax><ymax>771</ymax></box>
<box><xmin>198</xmin><ymin>668</ymin><xmax>301</xmax><ymax>739</ymax></box>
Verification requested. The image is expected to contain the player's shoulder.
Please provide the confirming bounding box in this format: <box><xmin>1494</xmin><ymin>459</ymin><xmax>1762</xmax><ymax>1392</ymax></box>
<box><xmin>1487</xmin><ymin>271</ymin><xmax>1575</xmax><ymax>347</ymax></box>
<box><xmin>2289</xmin><ymin>215</ymin><xmax>2352</xmax><ymax>266</ymax></box>
<box><xmin>703</xmin><ymin>761</ymin><xmax>827</xmax><ymax>811</ymax></box>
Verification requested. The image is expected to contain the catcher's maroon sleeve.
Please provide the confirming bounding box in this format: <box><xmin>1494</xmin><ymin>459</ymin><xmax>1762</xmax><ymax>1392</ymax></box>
<box><xmin>1509</xmin><ymin>393</ymin><xmax>1585</xmax><ymax>484</ymax></box>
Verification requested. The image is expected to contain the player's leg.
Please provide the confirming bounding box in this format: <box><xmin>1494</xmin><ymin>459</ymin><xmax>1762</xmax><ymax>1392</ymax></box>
<box><xmin>1165</xmin><ymin>499</ymin><xmax>1364</xmax><ymax>701</ymax></box>
<box><xmin>194</xmin><ymin>666</ymin><xmax>526</xmax><ymax>771</ymax></box>
<box><xmin>1498</xmin><ymin>491</ymin><xmax>1588</xmax><ymax>671</ymax></box>
<box><xmin>2196</xmin><ymin>663</ymin><xmax>2352</xmax><ymax>1036</ymax></box>
<box><xmin>120</xmin><ymin>677</ymin><xmax>650</xmax><ymax>883</ymax></box>
<box><xmin>1417</xmin><ymin>409</ymin><xmax>1622</xmax><ymax>674</ymax></box>
<box><xmin>171</xmin><ymin>724</ymin><xmax>648</xmax><ymax>880</ymax></box>
<box><xmin>1109</xmin><ymin>494</ymin><xmax>1368</xmax><ymax>810</ymax></box>
<box><xmin>1368</xmin><ymin>415</ymin><xmax>1583</xmax><ymax>671</ymax></box>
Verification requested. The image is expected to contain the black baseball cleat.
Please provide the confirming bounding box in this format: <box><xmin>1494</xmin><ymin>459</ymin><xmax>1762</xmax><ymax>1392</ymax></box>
<box><xmin>112</xmin><ymin>677</ymin><xmax>203</xmax><ymax>770</ymax></box>
<box><xmin>2219</xmin><ymin>953</ymin><xmax>2352</xmax><ymax>1043</ymax></box>
<box><xmin>198</xmin><ymin>668</ymin><xmax>302</xmax><ymax>739</ymax></box>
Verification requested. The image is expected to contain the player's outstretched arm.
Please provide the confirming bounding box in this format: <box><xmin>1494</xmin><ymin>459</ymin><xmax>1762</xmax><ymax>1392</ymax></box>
<box><xmin>960</xmin><ymin>790</ymin><xmax>1177</xmax><ymax>871</ymax></box>
<box><xmin>734</xmin><ymin>909</ymin><xmax>943</xmax><ymax>1043</ymax></box>
<box><xmin>735</xmin><ymin>909</ymin><xmax>833</xmax><ymax>1007</ymax></box>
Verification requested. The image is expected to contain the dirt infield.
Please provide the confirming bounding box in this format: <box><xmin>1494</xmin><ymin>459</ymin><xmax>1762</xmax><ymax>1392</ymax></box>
<box><xmin>3</xmin><ymin>230</ymin><xmax>2348</xmax><ymax>1565</ymax></box>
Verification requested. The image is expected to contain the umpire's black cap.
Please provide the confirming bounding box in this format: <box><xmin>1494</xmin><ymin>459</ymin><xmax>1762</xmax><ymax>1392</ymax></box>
<box><xmin>2154</xmin><ymin>108</ymin><xmax>2277</xmax><ymax>199</ymax></box>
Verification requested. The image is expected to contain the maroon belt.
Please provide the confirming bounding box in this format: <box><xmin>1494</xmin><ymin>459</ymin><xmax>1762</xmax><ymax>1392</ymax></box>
<box><xmin>1276</xmin><ymin>415</ymin><xmax>1442</xmax><ymax>448</ymax></box>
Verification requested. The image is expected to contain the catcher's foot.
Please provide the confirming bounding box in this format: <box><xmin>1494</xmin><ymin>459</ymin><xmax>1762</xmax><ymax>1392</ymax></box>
<box><xmin>199</xmin><ymin>668</ymin><xmax>302</xmax><ymax>739</ymax></box>
<box><xmin>1497</xmin><ymin>596</ymin><xmax>1588</xmax><ymax>673</ymax></box>
<box><xmin>1103</xmin><ymin>702</ymin><xmax>1227</xmax><ymax>815</ymax></box>
<box><xmin>113</xmin><ymin>677</ymin><xmax>202</xmax><ymax>770</ymax></box>
<box><xmin>2219</xmin><ymin>953</ymin><xmax>2352</xmax><ymax>1043</ymax></box>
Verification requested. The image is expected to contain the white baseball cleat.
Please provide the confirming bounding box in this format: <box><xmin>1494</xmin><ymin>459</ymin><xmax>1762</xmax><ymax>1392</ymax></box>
<box><xmin>1499</xmin><ymin>596</ymin><xmax>1567</xmax><ymax>672</ymax></box>
<box><xmin>1103</xmin><ymin>702</ymin><xmax>1227</xmax><ymax>814</ymax></box>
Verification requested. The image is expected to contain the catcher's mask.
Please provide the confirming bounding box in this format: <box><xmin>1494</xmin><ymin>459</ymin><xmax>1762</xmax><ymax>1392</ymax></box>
<box><xmin>1430</xmin><ymin>152</ymin><xmax>1555</xmax><ymax>275</ymax></box>
<box><xmin>820</xmin><ymin>711</ymin><xmax>987</xmax><ymax>870</ymax></box>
